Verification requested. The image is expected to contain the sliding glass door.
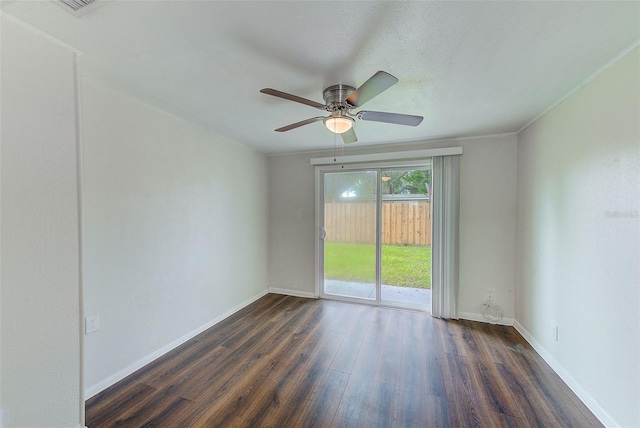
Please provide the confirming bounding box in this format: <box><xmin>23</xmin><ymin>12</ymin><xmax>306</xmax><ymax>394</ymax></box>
<box><xmin>379</xmin><ymin>168</ymin><xmax>432</xmax><ymax>309</ymax></box>
<box><xmin>319</xmin><ymin>165</ymin><xmax>432</xmax><ymax>310</ymax></box>
<box><xmin>322</xmin><ymin>170</ymin><xmax>378</xmax><ymax>301</ymax></box>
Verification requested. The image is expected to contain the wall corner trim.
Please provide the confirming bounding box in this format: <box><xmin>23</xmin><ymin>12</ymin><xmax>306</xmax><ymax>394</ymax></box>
<box><xmin>268</xmin><ymin>288</ymin><xmax>318</xmax><ymax>299</ymax></box>
<box><xmin>84</xmin><ymin>289</ymin><xmax>268</xmax><ymax>399</ymax></box>
<box><xmin>512</xmin><ymin>321</ymin><xmax>616</xmax><ymax>427</ymax></box>
<box><xmin>0</xmin><ymin>12</ymin><xmax>84</xmax><ymax>55</ymax></box>
<box><xmin>516</xmin><ymin>41</ymin><xmax>640</xmax><ymax>134</ymax></box>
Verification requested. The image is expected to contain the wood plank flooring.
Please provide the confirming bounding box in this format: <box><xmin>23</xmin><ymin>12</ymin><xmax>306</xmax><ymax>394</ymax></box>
<box><xmin>86</xmin><ymin>294</ymin><xmax>603</xmax><ymax>427</ymax></box>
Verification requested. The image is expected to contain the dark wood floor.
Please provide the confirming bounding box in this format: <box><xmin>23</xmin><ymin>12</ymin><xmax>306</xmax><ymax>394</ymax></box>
<box><xmin>86</xmin><ymin>294</ymin><xmax>602</xmax><ymax>427</ymax></box>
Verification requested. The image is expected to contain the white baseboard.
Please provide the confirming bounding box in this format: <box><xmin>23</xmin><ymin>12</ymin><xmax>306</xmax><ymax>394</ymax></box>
<box><xmin>513</xmin><ymin>321</ymin><xmax>616</xmax><ymax>428</ymax></box>
<box><xmin>85</xmin><ymin>289</ymin><xmax>269</xmax><ymax>399</ymax></box>
<box><xmin>459</xmin><ymin>315</ymin><xmax>615</xmax><ymax>426</ymax></box>
<box><xmin>83</xmin><ymin>290</ymin><xmax>615</xmax><ymax>428</ymax></box>
<box><xmin>458</xmin><ymin>311</ymin><xmax>515</xmax><ymax>326</ymax></box>
<box><xmin>0</xmin><ymin>408</ymin><xmax>87</xmax><ymax>428</ymax></box>
<box><xmin>269</xmin><ymin>287</ymin><xmax>317</xmax><ymax>299</ymax></box>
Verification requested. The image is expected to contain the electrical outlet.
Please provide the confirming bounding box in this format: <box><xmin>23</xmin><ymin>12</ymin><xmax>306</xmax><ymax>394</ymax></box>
<box><xmin>85</xmin><ymin>314</ymin><xmax>100</xmax><ymax>335</ymax></box>
<box><xmin>484</xmin><ymin>289</ymin><xmax>495</xmax><ymax>303</ymax></box>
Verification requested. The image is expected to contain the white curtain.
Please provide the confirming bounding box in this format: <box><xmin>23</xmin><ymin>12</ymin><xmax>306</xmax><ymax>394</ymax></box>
<box><xmin>431</xmin><ymin>155</ymin><xmax>461</xmax><ymax>319</ymax></box>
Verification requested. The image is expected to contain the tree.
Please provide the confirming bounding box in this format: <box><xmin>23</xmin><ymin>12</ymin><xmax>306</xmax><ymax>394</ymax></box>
<box><xmin>323</xmin><ymin>168</ymin><xmax>431</xmax><ymax>202</ymax></box>
<box><xmin>383</xmin><ymin>169</ymin><xmax>431</xmax><ymax>196</ymax></box>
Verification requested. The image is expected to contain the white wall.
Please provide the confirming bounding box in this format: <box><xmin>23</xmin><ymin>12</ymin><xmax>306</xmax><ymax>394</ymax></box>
<box><xmin>81</xmin><ymin>79</ymin><xmax>269</xmax><ymax>394</ymax></box>
<box><xmin>268</xmin><ymin>135</ymin><xmax>518</xmax><ymax>318</ymax></box>
<box><xmin>515</xmin><ymin>46</ymin><xmax>640</xmax><ymax>427</ymax></box>
<box><xmin>268</xmin><ymin>151</ymin><xmax>318</xmax><ymax>297</ymax></box>
<box><xmin>0</xmin><ymin>16</ymin><xmax>83</xmax><ymax>428</ymax></box>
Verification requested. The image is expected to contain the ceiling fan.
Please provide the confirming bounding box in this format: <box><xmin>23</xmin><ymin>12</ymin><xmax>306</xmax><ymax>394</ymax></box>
<box><xmin>260</xmin><ymin>71</ymin><xmax>423</xmax><ymax>144</ymax></box>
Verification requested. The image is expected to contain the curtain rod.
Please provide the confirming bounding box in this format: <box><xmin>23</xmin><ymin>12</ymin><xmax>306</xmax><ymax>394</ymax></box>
<box><xmin>310</xmin><ymin>147</ymin><xmax>463</xmax><ymax>166</ymax></box>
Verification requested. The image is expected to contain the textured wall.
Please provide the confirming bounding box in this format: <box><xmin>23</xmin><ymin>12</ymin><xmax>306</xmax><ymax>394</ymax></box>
<box><xmin>516</xmin><ymin>47</ymin><xmax>640</xmax><ymax>426</ymax></box>
<box><xmin>0</xmin><ymin>17</ymin><xmax>82</xmax><ymax>427</ymax></box>
<box><xmin>81</xmin><ymin>79</ymin><xmax>269</xmax><ymax>394</ymax></box>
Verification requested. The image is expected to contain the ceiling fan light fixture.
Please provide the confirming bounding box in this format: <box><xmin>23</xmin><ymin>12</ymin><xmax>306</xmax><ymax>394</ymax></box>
<box><xmin>324</xmin><ymin>115</ymin><xmax>354</xmax><ymax>134</ymax></box>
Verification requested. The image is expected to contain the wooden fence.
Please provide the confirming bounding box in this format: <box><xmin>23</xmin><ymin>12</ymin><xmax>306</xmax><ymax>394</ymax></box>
<box><xmin>324</xmin><ymin>201</ymin><xmax>431</xmax><ymax>246</ymax></box>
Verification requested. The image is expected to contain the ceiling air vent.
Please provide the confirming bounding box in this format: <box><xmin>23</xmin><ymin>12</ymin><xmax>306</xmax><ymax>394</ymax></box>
<box><xmin>57</xmin><ymin>0</ymin><xmax>104</xmax><ymax>17</ymax></box>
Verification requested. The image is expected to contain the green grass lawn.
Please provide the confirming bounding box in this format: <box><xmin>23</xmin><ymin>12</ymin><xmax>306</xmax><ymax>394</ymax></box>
<box><xmin>324</xmin><ymin>242</ymin><xmax>431</xmax><ymax>289</ymax></box>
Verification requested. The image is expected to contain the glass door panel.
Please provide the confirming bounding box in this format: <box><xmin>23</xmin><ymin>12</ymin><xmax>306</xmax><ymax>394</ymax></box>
<box><xmin>323</xmin><ymin>170</ymin><xmax>378</xmax><ymax>300</ymax></box>
<box><xmin>380</xmin><ymin>168</ymin><xmax>432</xmax><ymax>308</ymax></box>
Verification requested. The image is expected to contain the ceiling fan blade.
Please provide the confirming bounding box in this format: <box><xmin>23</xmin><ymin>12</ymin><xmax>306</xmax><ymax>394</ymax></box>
<box><xmin>260</xmin><ymin>88</ymin><xmax>326</xmax><ymax>110</ymax></box>
<box><xmin>341</xmin><ymin>128</ymin><xmax>357</xmax><ymax>144</ymax></box>
<box><xmin>358</xmin><ymin>110</ymin><xmax>423</xmax><ymax>126</ymax></box>
<box><xmin>345</xmin><ymin>71</ymin><xmax>398</xmax><ymax>108</ymax></box>
<box><xmin>275</xmin><ymin>116</ymin><xmax>325</xmax><ymax>132</ymax></box>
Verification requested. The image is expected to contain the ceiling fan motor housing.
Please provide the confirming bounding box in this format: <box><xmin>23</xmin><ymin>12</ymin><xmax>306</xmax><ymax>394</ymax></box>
<box><xmin>323</xmin><ymin>84</ymin><xmax>356</xmax><ymax>111</ymax></box>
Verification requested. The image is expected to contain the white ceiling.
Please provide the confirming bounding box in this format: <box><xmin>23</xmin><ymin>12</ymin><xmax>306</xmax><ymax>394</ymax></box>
<box><xmin>2</xmin><ymin>1</ymin><xmax>639</xmax><ymax>154</ymax></box>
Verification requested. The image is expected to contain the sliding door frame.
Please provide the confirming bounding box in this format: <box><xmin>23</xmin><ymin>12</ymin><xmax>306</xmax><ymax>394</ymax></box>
<box><xmin>315</xmin><ymin>159</ymin><xmax>432</xmax><ymax>310</ymax></box>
